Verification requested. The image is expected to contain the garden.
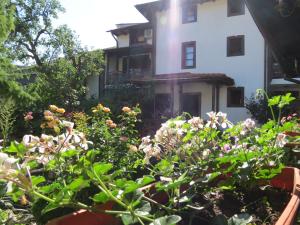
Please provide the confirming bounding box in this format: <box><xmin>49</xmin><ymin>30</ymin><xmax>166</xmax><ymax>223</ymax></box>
<box><xmin>1</xmin><ymin>0</ymin><xmax>300</xmax><ymax>224</ymax></box>
<box><xmin>0</xmin><ymin>91</ymin><xmax>299</xmax><ymax>225</ymax></box>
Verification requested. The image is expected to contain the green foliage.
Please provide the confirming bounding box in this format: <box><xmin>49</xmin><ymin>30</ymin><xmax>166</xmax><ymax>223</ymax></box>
<box><xmin>0</xmin><ymin>93</ymin><xmax>296</xmax><ymax>224</ymax></box>
<box><xmin>0</xmin><ymin>97</ymin><xmax>16</xmax><ymax>147</ymax></box>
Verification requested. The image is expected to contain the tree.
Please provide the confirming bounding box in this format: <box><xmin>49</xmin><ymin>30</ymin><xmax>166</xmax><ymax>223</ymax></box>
<box><xmin>7</xmin><ymin>0</ymin><xmax>64</xmax><ymax>67</ymax></box>
<box><xmin>6</xmin><ymin>0</ymin><xmax>104</xmax><ymax>110</ymax></box>
<box><xmin>0</xmin><ymin>0</ymin><xmax>33</xmax><ymax>103</ymax></box>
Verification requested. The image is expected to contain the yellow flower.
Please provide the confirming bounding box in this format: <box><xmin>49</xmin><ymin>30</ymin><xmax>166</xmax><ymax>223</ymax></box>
<box><xmin>20</xmin><ymin>195</ymin><xmax>28</xmax><ymax>206</ymax></box>
<box><xmin>97</xmin><ymin>103</ymin><xmax>103</xmax><ymax>109</ymax></box>
<box><xmin>45</xmin><ymin>116</ymin><xmax>54</xmax><ymax>121</ymax></box>
<box><xmin>44</xmin><ymin>110</ymin><xmax>53</xmax><ymax>117</ymax></box>
<box><xmin>92</xmin><ymin>109</ymin><xmax>98</xmax><ymax>113</ymax></box>
<box><xmin>103</xmin><ymin>107</ymin><xmax>111</xmax><ymax>113</ymax></box>
<box><xmin>122</xmin><ymin>106</ymin><xmax>131</xmax><ymax>113</ymax></box>
<box><xmin>49</xmin><ymin>105</ymin><xmax>58</xmax><ymax>112</ymax></box>
<box><xmin>56</xmin><ymin>108</ymin><xmax>65</xmax><ymax>114</ymax></box>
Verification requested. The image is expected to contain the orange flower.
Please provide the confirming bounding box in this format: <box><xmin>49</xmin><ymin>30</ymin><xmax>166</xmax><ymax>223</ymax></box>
<box><xmin>103</xmin><ymin>107</ymin><xmax>111</xmax><ymax>113</ymax></box>
<box><xmin>56</xmin><ymin>108</ymin><xmax>65</xmax><ymax>114</ymax></box>
<box><xmin>109</xmin><ymin>123</ymin><xmax>117</xmax><ymax>129</ymax></box>
<box><xmin>106</xmin><ymin>120</ymin><xmax>114</xmax><ymax>126</ymax></box>
<box><xmin>122</xmin><ymin>106</ymin><xmax>131</xmax><ymax>113</ymax></box>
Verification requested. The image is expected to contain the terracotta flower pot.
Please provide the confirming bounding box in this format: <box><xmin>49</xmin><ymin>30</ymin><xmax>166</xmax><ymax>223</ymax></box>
<box><xmin>47</xmin><ymin>167</ymin><xmax>300</xmax><ymax>225</ymax></box>
<box><xmin>46</xmin><ymin>201</ymin><xmax>121</xmax><ymax>225</ymax></box>
<box><xmin>284</xmin><ymin>131</ymin><xmax>300</xmax><ymax>137</ymax></box>
<box><xmin>271</xmin><ymin>167</ymin><xmax>300</xmax><ymax>225</ymax></box>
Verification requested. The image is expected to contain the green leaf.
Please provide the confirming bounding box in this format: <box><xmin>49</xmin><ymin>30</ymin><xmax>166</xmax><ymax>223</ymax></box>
<box><xmin>61</xmin><ymin>149</ymin><xmax>78</xmax><ymax>158</ymax></box>
<box><xmin>92</xmin><ymin>192</ymin><xmax>110</xmax><ymax>203</ymax></box>
<box><xmin>39</xmin><ymin>182</ymin><xmax>61</xmax><ymax>194</ymax></box>
<box><xmin>212</xmin><ymin>215</ymin><xmax>228</xmax><ymax>225</ymax></box>
<box><xmin>150</xmin><ymin>215</ymin><xmax>181</xmax><ymax>225</ymax></box>
<box><xmin>268</xmin><ymin>95</ymin><xmax>280</xmax><ymax>107</ymax></box>
<box><xmin>228</xmin><ymin>213</ymin><xmax>253</xmax><ymax>225</ymax></box>
<box><xmin>137</xmin><ymin>176</ymin><xmax>155</xmax><ymax>187</ymax></box>
<box><xmin>135</xmin><ymin>201</ymin><xmax>151</xmax><ymax>216</ymax></box>
<box><xmin>31</xmin><ymin>176</ymin><xmax>46</xmax><ymax>187</ymax></box>
<box><xmin>68</xmin><ymin>177</ymin><xmax>89</xmax><ymax>191</ymax></box>
<box><xmin>93</xmin><ymin>163</ymin><xmax>113</xmax><ymax>175</ymax></box>
<box><xmin>121</xmin><ymin>214</ymin><xmax>138</xmax><ymax>225</ymax></box>
<box><xmin>41</xmin><ymin>202</ymin><xmax>60</xmax><ymax>215</ymax></box>
<box><xmin>5</xmin><ymin>142</ymin><xmax>26</xmax><ymax>156</ymax></box>
<box><xmin>124</xmin><ymin>181</ymin><xmax>140</xmax><ymax>194</ymax></box>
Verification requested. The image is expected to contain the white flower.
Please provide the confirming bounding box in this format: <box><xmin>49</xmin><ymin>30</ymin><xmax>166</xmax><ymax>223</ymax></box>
<box><xmin>217</xmin><ymin>112</ymin><xmax>232</xmax><ymax>129</ymax></box>
<box><xmin>61</xmin><ymin>120</ymin><xmax>74</xmax><ymax>130</ymax></box>
<box><xmin>206</xmin><ymin>112</ymin><xmax>219</xmax><ymax>128</ymax></box>
<box><xmin>0</xmin><ymin>153</ymin><xmax>18</xmax><ymax>170</ymax></box>
<box><xmin>275</xmin><ymin>133</ymin><xmax>287</xmax><ymax>148</ymax></box>
<box><xmin>188</xmin><ymin>117</ymin><xmax>204</xmax><ymax>130</ymax></box>
<box><xmin>173</xmin><ymin>120</ymin><xmax>185</xmax><ymax>128</ymax></box>
<box><xmin>242</xmin><ymin>118</ymin><xmax>256</xmax><ymax>130</ymax></box>
<box><xmin>23</xmin><ymin>135</ymin><xmax>40</xmax><ymax>148</ymax></box>
<box><xmin>141</xmin><ymin>136</ymin><xmax>151</xmax><ymax>145</ymax></box>
<box><xmin>202</xmin><ymin>149</ymin><xmax>211</xmax><ymax>159</ymax></box>
<box><xmin>36</xmin><ymin>155</ymin><xmax>53</xmax><ymax>165</ymax></box>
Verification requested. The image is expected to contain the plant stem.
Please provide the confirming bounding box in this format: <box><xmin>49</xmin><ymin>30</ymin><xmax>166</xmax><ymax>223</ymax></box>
<box><xmin>32</xmin><ymin>191</ymin><xmax>55</xmax><ymax>203</ymax></box>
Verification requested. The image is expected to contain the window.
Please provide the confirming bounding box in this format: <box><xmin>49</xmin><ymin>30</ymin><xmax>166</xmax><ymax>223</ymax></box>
<box><xmin>155</xmin><ymin>94</ymin><xmax>172</xmax><ymax>118</ymax></box>
<box><xmin>182</xmin><ymin>4</ymin><xmax>197</xmax><ymax>23</ymax></box>
<box><xmin>182</xmin><ymin>41</ymin><xmax>196</xmax><ymax>69</ymax></box>
<box><xmin>227</xmin><ymin>87</ymin><xmax>244</xmax><ymax>107</ymax></box>
<box><xmin>181</xmin><ymin>93</ymin><xmax>201</xmax><ymax>116</ymax></box>
<box><xmin>227</xmin><ymin>35</ymin><xmax>245</xmax><ymax>57</ymax></box>
<box><xmin>227</xmin><ymin>0</ymin><xmax>245</xmax><ymax>17</ymax></box>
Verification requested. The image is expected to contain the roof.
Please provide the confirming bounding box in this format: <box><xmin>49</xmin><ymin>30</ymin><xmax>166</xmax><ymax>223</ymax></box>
<box><xmin>245</xmin><ymin>0</ymin><xmax>300</xmax><ymax>78</ymax></box>
<box><xmin>131</xmin><ymin>72</ymin><xmax>235</xmax><ymax>85</ymax></box>
<box><xmin>108</xmin><ymin>22</ymin><xmax>151</xmax><ymax>35</ymax></box>
<box><xmin>135</xmin><ymin>0</ymin><xmax>214</xmax><ymax>20</ymax></box>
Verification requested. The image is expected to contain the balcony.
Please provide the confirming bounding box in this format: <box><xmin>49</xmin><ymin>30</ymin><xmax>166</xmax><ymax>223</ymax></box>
<box><xmin>106</xmin><ymin>70</ymin><xmax>152</xmax><ymax>86</ymax></box>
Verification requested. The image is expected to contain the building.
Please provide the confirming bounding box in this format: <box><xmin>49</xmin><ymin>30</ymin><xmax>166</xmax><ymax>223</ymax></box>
<box><xmin>93</xmin><ymin>0</ymin><xmax>300</xmax><ymax>122</ymax></box>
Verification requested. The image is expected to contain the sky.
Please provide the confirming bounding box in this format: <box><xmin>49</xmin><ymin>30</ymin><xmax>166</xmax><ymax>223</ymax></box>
<box><xmin>53</xmin><ymin>0</ymin><xmax>155</xmax><ymax>50</ymax></box>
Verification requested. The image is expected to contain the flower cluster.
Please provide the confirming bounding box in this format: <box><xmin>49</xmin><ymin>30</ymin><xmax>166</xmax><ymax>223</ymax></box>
<box><xmin>22</xmin><ymin>127</ymin><xmax>91</xmax><ymax>165</ymax></box>
<box><xmin>40</xmin><ymin>105</ymin><xmax>67</xmax><ymax>133</ymax></box>
<box><xmin>139</xmin><ymin>112</ymin><xmax>232</xmax><ymax>163</ymax></box>
<box><xmin>92</xmin><ymin>104</ymin><xmax>111</xmax><ymax>114</ymax></box>
<box><xmin>206</xmin><ymin>112</ymin><xmax>232</xmax><ymax>129</ymax></box>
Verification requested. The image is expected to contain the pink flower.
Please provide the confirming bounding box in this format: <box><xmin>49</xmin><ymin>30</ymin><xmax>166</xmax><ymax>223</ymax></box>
<box><xmin>24</xmin><ymin>112</ymin><xmax>33</xmax><ymax>121</ymax></box>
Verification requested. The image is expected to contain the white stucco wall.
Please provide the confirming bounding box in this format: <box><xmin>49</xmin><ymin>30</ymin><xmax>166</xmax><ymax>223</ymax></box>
<box><xmin>86</xmin><ymin>75</ymin><xmax>99</xmax><ymax>99</ymax></box>
<box><xmin>155</xmin><ymin>0</ymin><xmax>265</xmax><ymax>122</ymax></box>
<box><xmin>118</xmin><ymin>34</ymin><xmax>130</xmax><ymax>47</ymax></box>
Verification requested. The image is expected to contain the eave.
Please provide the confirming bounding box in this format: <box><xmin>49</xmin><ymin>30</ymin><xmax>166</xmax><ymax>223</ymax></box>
<box><xmin>245</xmin><ymin>0</ymin><xmax>300</xmax><ymax>78</ymax></box>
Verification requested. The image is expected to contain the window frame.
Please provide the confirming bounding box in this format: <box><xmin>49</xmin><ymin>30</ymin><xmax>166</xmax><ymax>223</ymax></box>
<box><xmin>227</xmin><ymin>35</ymin><xmax>245</xmax><ymax>57</ymax></box>
<box><xmin>182</xmin><ymin>4</ymin><xmax>197</xmax><ymax>24</ymax></box>
<box><xmin>182</xmin><ymin>41</ymin><xmax>196</xmax><ymax>69</ymax></box>
<box><xmin>227</xmin><ymin>87</ymin><xmax>245</xmax><ymax>107</ymax></box>
<box><xmin>227</xmin><ymin>0</ymin><xmax>245</xmax><ymax>17</ymax></box>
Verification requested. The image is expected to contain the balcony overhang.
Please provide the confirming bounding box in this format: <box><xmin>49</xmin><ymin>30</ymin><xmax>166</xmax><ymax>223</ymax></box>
<box><xmin>245</xmin><ymin>0</ymin><xmax>300</xmax><ymax>78</ymax></box>
<box><xmin>103</xmin><ymin>45</ymin><xmax>153</xmax><ymax>55</ymax></box>
<box><xmin>131</xmin><ymin>72</ymin><xmax>235</xmax><ymax>85</ymax></box>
